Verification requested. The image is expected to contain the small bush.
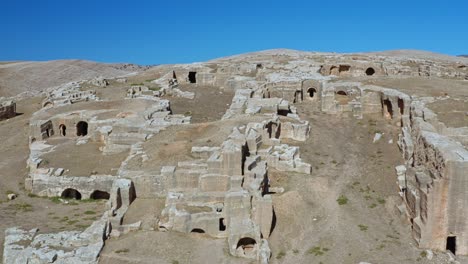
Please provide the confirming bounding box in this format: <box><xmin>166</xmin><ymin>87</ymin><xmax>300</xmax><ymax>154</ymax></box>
<box><xmin>377</xmin><ymin>198</ymin><xmax>386</xmax><ymax>204</ymax></box>
<box><xmin>115</xmin><ymin>248</ymin><xmax>130</xmax><ymax>254</ymax></box>
<box><xmin>276</xmin><ymin>251</ymin><xmax>286</xmax><ymax>259</ymax></box>
<box><xmin>84</xmin><ymin>210</ymin><xmax>96</xmax><ymax>215</ymax></box>
<box><xmin>358</xmin><ymin>224</ymin><xmax>368</xmax><ymax>231</ymax></box>
<box><xmin>149</xmin><ymin>86</ymin><xmax>161</xmax><ymax>91</ymax></box>
<box><xmin>307</xmin><ymin>246</ymin><xmax>327</xmax><ymax>256</ymax></box>
<box><xmin>337</xmin><ymin>195</ymin><xmax>348</xmax><ymax>205</ymax></box>
<box><xmin>67</xmin><ymin>220</ymin><xmax>79</xmax><ymax>225</ymax></box>
<box><xmin>14</xmin><ymin>203</ymin><xmax>33</xmax><ymax>212</ymax></box>
<box><xmin>49</xmin><ymin>197</ymin><xmax>61</xmax><ymax>204</ymax></box>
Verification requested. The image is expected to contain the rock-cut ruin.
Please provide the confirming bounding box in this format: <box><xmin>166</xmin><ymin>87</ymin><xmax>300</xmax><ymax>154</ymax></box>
<box><xmin>1</xmin><ymin>49</ymin><xmax>467</xmax><ymax>263</ymax></box>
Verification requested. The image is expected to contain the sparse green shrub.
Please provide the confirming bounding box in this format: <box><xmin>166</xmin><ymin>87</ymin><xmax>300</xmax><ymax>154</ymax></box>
<box><xmin>49</xmin><ymin>197</ymin><xmax>61</xmax><ymax>204</ymax></box>
<box><xmin>115</xmin><ymin>248</ymin><xmax>130</xmax><ymax>254</ymax></box>
<box><xmin>67</xmin><ymin>220</ymin><xmax>79</xmax><ymax>225</ymax></box>
<box><xmin>358</xmin><ymin>224</ymin><xmax>368</xmax><ymax>231</ymax></box>
<box><xmin>14</xmin><ymin>203</ymin><xmax>33</xmax><ymax>212</ymax></box>
<box><xmin>307</xmin><ymin>246</ymin><xmax>328</xmax><ymax>256</ymax></box>
<box><xmin>337</xmin><ymin>195</ymin><xmax>348</xmax><ymax>205</ymax></box>
<box><xmin>276</xmin><ymin>251</ymin><xmax>286</xmax><ymax>259</ymax></box>
<box><xmin>84</xmin><ymin>210</ymin><xmax>96</xmax><ymax>215</ymax></box>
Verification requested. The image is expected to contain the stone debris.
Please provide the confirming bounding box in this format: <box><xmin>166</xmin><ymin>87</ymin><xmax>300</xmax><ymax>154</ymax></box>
<box><xmin>88</xmin><ymin>76</ymin><xmax>109</xmax><ymax>87</ymax></box>
<box><xmin>42</xmin><ymin>82</ymin><xmax>98</xmax><ymax>108</ymax></box>
<box><xmin>0</xmin><ymin>98</ymin><xmax>16</xmax><ymax>120</ymax></box>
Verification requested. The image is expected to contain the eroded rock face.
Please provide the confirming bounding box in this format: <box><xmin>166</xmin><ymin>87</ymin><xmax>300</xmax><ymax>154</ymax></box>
<box><xmin>397</xmin><ymin>101</ymin><xmax>468</xmax><ymax>255</ymax></box>
<box><xmin>3</xmin><ymin>217</ymin><xmax>108</xmax><ymax>264</ymax></box>
<box><xmin>0</xmin><ymin>99</ymin><xmax>16</xmax><ymax>120</ymax></box>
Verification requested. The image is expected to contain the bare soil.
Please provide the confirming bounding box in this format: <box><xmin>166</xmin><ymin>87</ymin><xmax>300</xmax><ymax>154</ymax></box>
<box><xmin>40</xmin><ymin>139</ymin><xmax>128</xmax><ymax>176</ymax></box>
<box><xmin>167</xmin><ymin>84</ymin><xmax>235</xmax><ymax>123</ymax></box>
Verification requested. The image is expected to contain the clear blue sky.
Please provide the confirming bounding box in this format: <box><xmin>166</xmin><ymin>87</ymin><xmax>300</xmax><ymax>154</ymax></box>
<box><xmin>1</xmin><ymin>0</ymin><xmax>466</xmax><ymax>65</ymax></box>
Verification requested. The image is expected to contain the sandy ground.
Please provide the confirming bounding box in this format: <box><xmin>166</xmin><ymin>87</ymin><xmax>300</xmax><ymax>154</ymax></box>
<box><xmin>167</xmin><ymin>83</ymin><xmax>235</xmax><ymax>123</ymax></box>
<box><xmin>40</xmin><ymin>139</ymin><xmax>128</xmax><ymax>176</ymax></box>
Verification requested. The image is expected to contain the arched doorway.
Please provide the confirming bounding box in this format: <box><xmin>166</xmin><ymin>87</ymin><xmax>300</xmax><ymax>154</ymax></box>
<box><xmin>335</xmin><ymin>91</ymin><xmax>350</xmax><ymax>105</ymax></box>
<box><xmin>61</xmin><ymin>188</ymin><xmax>82</xmax><ymax>200</ymax></box>
<box><xmin>76</xmin><ymin>121</ymin><xmax>88</xmax><ymax>136</ymax></box>
<box><xmin>90</xmin><ymin>190</ymin><xmax>110</xmax><ymax>200</ymax></box>
<box><xmin>382</xmin><ymin>99</ymin><xmax>393</xmax><ymax>119</ymax></box>
<box><xmin>219</xmin><ymin>218</ymin><xmax>226</xmax><ymax>231</ymax></box>
<box><xmin>188</xmin><ymin>72</ymin><xmax>197</xmax><ymax>83</ymax></box>
<box><xmin>398</xmin><ymin>98</ymin><xmax>404</xmax><ymax>115</ymax></box>
<box><xmin>446</xmin><ymin>236</ymin><xmax>456</xmax><ymax>255</ymax></box>
<box><xmin>236</xmin><ymin>237</ymin><xmax>257</xmax><ymax>256</ymax></box>
<box><xmin>190</xmin><ymin>228</ymin><xmax>205</xmax><ymax>233</ymax></box>
<box><xmin>366</xmin><ymin>67</ymin><xmax>375</xmax><ymax>76</ymax></box>
<box><xmin>59</xmin><ymin>124</ymin><xmax>66</xmax><ymax>136</ymax></box>
<box><xmin>293</xmin><ymin>90</ymin><xmax>303</xmax><ymax>103</ymax></box>
<box><xmin>330</xmin><ymin>66</ymin><xmax>339</xmax><ymax>75</ymax></box>
<box><xmin>307</xmin><ymin>88</ymin><xmax>317</xmax><ymax>98</ymax></box>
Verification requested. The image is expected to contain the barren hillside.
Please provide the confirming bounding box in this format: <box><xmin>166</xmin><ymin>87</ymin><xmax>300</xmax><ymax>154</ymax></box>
<box><xmin>0</xmin><ymin>60</ymin><xmax>146</xmax><ymax>97</ymax></box>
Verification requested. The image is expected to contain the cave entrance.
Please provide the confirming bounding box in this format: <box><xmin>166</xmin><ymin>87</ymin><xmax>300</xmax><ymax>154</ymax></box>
<box><xmin>307</xmin><ymin>88</ymin><xmax>317</xmax><ymax>98</ymax></box>
<box><xmin>219</xmin><ymin>218</ymin><xmax>226</xmax><ymax>231</ymax></box>
<box><xmin>90</xmin><ymin>190</ymin><xmax>110</xmax><ymax>200</ymax></box>
<box><xmin>366</xmin><ymin>67</ymin><xmax>375</xmax><ymax>76</ymax></box>
<box><xmin>335</xmin><ymin>91</ymin><xmax>350</xmax><ymax>105</ymax></box>
<box><xmin>339</xmin><ymin>65</ymin><xmax>351</xmax><ymax>73</ymax></box>
<box><xmin>237</xmin><ymin>237</ymin><xmax>257</xmax><ymax>256</ymax></box>
<box><xmin>446</xmin><ymin>236</ymin><xmax>456</xmax><ymax>255</ymax></box>
<box><xmin>383</xmin><ymin>99</ymin><xmax>393</xmax><ymax>119</ymax></box>
<box><xmin>76</xmin><ymin>121</ymin><xmax>88</xmax><ymax>136</ymax></box>
<box><xmin>293</xmin><ymin>90</ymin><xmax>303</xmax><ymax>103</ymax></box>
<box><xmin>398</xmin><ymin>98</ymin><xmax>404</xmax><ymax>115</ymax></box>
<box><xmin>61</xmin><ymin>188</ymin><xmax>82</xmax><ymax>200</ymax></box>
<box><xmin>59</xmin><ymin>124</ymin><xmax>66</xmax><ymax>136</ymax></box>
<box><xmin>188</xmin><ymin>72</ymin><xmax>197</xmax><ymax>83</ymax></box>
<box><xmin>330</xmin><ymin>66</ymin><xmax>339</xmax><ymax>75</ymax></box>
<box><xmin>277</xmin><ymin>109</ymin><xmax>291</xmax><ymax>116</ymax></box>
<box><xmin>191</xmin><ymin>228</ymin><xmax>205</xmax><ymax>233</ymax></box>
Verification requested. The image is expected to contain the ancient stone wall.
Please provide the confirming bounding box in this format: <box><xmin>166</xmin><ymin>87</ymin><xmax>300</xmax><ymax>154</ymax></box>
<box><xmin>0</xmin><ymin>100</ymin><xmax>16</xmax><ymax>120</ymax></box>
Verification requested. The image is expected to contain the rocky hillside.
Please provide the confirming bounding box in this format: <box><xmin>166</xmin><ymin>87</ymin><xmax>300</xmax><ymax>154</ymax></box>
<box><xmin>0</xmin><ymin>60</ymin><xmax>147</xmax><ymax>97</ymax></box>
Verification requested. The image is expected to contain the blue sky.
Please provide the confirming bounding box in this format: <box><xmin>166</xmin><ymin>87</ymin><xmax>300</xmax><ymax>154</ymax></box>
<box><xmin>1</xmin><ymin>0</ymin><xmax>466</xmax><ymax>65</ymax></box>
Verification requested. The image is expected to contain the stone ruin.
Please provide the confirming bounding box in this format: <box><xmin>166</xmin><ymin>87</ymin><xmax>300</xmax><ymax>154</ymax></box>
<box><xmin>2</xmin><ymin>50</ymin><xmax>468</xmax><ymax>263</ymax></box>
<box><xmin>158</xmin><ymin>116</ymin><xmax>310</xmax><ymax>262</ymax></box>
<box><xmin>42</xmin><ymin>82</ymin><xmax>98</xmax><ymax>108</ymax></box>
<box><xmin>0</xmin><ymin>98</ymin><xmax>16</xmax><ymax>120</ymax></box>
